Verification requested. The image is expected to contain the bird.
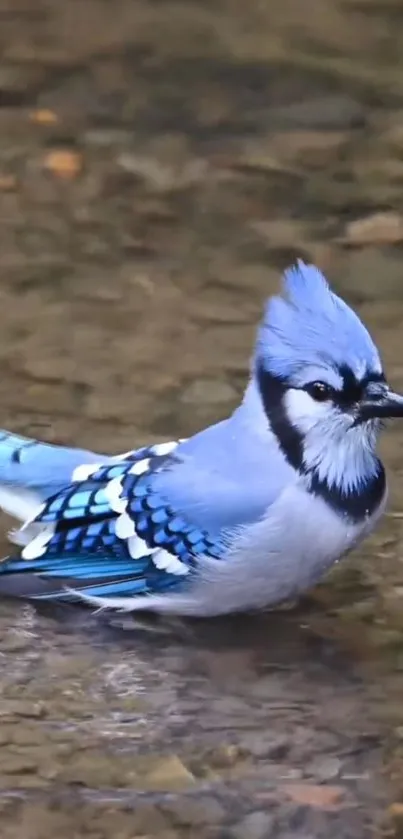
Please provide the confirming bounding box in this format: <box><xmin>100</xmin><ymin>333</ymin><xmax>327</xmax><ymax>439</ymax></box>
<box><xmin>0</xmin><ymin>259</ymin><xmax>401</xmax><ymax>617</ymax></box>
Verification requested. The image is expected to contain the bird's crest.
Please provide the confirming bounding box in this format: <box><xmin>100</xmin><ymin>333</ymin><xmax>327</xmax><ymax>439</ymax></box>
<box><xmin>255</xmin><ymin>260</ymin><xmax>382</xmax><ymax>383</ymax></box>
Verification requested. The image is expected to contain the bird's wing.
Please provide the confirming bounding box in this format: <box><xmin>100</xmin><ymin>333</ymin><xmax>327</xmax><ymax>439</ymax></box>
<box><xmin>0</xmin><ymin>439</ymin><xmax>224</xmax><ymax>604</ymax></box>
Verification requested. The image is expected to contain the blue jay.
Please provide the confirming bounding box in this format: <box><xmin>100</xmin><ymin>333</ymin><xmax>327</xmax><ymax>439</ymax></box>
<box><xmin>0</xmin><ymin>260</ymin><xmax>401</xmax><ymax>615</ymax></box>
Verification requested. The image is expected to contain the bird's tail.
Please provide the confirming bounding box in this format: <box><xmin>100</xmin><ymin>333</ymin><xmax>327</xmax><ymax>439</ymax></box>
<box><xmin>0</xmin><ymin>428</ymin><xmax>104</xmax><ymax>533</ymax></box>
<box><xmin>0</xmin><ymin>434</ymin><xmax>156</xmax><ymax>605</ymax></box>
<box><xmin>0</xmin><ymin>430</ymin><xmax>105</xmax><ymax>546</ymax></box>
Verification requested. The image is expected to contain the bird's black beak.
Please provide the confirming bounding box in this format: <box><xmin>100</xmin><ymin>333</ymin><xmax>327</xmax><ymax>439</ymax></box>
<box><xmin>359</xmin><ymin>389</ymin><xmax>403</xmax><ymax>421</ymax></box>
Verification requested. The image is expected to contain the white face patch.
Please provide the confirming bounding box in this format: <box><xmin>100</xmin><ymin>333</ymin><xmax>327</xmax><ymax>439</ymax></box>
<box><xmin>284</xmin><ymin>389</ymin><xmax>341</xmax><ymax>436</ymax></box>
<box><xmin>283</xmin><ymin>387</ymin><xmax>380</xmax><ymax>494</ymax></box>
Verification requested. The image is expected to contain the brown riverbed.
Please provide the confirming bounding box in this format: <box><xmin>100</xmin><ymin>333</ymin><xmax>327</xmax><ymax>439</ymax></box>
<box><xmin>1</xmin><ymin>1</ymin><xmax>403</xmax><ymax>837</ymax></box>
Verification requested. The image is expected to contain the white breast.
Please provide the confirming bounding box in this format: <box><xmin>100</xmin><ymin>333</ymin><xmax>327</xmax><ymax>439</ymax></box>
<box><xmin>152</xmin><ymin>481</ymin><xmax>387</xmax><ymax>617</ymax></box>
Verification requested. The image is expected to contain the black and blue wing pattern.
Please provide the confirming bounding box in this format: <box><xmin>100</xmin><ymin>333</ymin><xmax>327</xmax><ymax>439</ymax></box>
<box><xmin>0</xmin><ymin>441</ymin><xmax>222</xmax><ymax>604</ymax></box>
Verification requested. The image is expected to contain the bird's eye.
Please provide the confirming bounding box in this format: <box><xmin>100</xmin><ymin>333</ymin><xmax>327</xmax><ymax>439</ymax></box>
<box><xmin>305</xmin><ymin>381</ymin><xmax>333</xmax><ymax>402</ymax></box>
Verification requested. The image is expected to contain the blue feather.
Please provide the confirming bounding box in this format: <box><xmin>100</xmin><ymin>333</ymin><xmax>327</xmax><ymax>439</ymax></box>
<box><xmin>257</xmin><ymin>260</ymin><xmax>382</xmax><ymax>383</ymax></box>
<box><xmin>0</xmin><ymin>260</ymin><xmax>395</xmax><ymax>616</ymax></box>
<box><xmin>0</xmin><ymin>431</ymin><xmax>103</xmax><ymax>497</ymax></box>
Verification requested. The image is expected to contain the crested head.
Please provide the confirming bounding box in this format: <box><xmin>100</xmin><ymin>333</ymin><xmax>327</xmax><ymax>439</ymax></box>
<box><xmin>255</xmin><ymin>260</ymin><xmax>382</xmax><ymax>386</ymax></box>
<box><xmin>245</xmin><ymin>260</ymin><xmax>398</xmax><ymax>521</ymax></box>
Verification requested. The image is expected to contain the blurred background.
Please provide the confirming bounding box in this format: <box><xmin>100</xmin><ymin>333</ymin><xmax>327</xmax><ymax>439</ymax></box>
<box><xmin>1</xmin><ymin>1</ymin><xmax>403</xmax><ymax>837</ymax></box>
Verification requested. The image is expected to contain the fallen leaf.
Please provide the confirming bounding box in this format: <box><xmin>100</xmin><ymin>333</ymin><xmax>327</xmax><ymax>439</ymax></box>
<box><xmin>389</xmin><ymin>802</ymin><xmax>403</xmax><ymax>819</ymax></box>
<box><xmin>0</xmin><ymin>175</ymin><xmax>17</xmax><ymax>191</ymax></box>
<box><xmin>29</xmin><ymin>109</ymin><xmax>58</xmax><ymax>125</ymax></box>
<box><xmin>281</xmin><ymin>783</ymin><xmax>345</xmax><ymax>809</ymax></box>
<box><xmin>44</xmin><ymin>149</ymin><xmax>83</xmax><ymax>180</ymax></box>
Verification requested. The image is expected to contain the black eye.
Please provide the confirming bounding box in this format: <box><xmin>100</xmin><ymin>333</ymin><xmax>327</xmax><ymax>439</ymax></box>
<box><xmin>305</xmin><ymin>381</ymin><xmax>333</xmax><ymax>402</ymax></box>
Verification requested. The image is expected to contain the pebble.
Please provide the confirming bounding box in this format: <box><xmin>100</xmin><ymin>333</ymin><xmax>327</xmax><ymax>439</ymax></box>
<box><xmin>343</xmin><ymin>212</ymin><xmax>403</xmax><ymax>246</ymax></box>
<box><xmin>127</xmin><ymin>803</ymin><xmax>169</xmax><ymax>835</ymax></box>
<box><xmin>140</xmin><ymin>755</ymin><xmax>196</xmax><ymax>792</ymax></box>
<box><xmin>161</xmin><ymin>795</ymin><xmax>226</xmax><ymax>827</ymax></box>
<box><xmin>180</xmin><ymin>379</ymin><xmax>238</xmax><ymax>406</ymax></box>
<box><xmin>0</xmin><ymin>63</ymin><xmax>46</xmax><ymax>98</ymax></box>
<box><xmin>266</xmin><ymin>95</ymin><xmax>364</xmax><ymax>130</ymax></box>
<box><xmin>306</xmin><ymin>756</ymin><xmax>342</xmax><ymax>782</ymax></box>
<box><xmin>242</xmin><ymin>732</ymin><xmax>290</xmax><ymax>760</ymax></box>
<box><xmin>0</xmin><ymin>700</ymin><xmax>46</xmax><ymax>720</ymax></box>
<box><xmin>3</xmin><ymin>754</ymin><xmax>38</xmax><ymax>775</ymax></box>
<box><xmin>0</xmin><ymin>633</ymin><xmax>30</xmax><ymax>653</ymax></box>
<box><xmin>231</xmin><ymin>810</ymin><xmax>275</xmax><ymax>839</ymax></box>
<box><xmin>207</xmin><ymin>744</ymin><xmax>244</xmax><ymax>769</ymax></box>
<box><xmin>335</xmin><ymin>248</ymin><xmax>403</xmax><ymax>301</ymax></box>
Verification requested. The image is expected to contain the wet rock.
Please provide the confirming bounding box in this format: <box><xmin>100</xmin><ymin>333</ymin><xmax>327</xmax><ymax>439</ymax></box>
<box><xmin>306</xmin><ymin>756</ymin><xmax>342</xmax><ymax>782</ymax></box>
<box><xmin>11</xmin><ymin>726</ymin><xmax>47</xmax><ymax>747</ymax></box>
<box><xmin>3</xmin><ymin>753</ymin><xmax>38</xmax><ymax>775</ymax></box>
<box><xmin>388</xmin><ymin>802</ymin><xmax>403</xmax><ymax>834</ymax></box>
<box><xmin>207</xmin><ymin>744</ymin><xmax>245</xmax><ymax>769</ymax></box>
<box><xmin>0</xmin><ymin>63</ymin><xmax>46</xmax><ymax>102</ymax></box>
<box><xmin>117</xmin><ymin>151</ymin><xmax>207</xmax><ymax>192</ymax></box>
<box><xmin>242</xmin><ymin>733</ymin><xmax>290</xmax><ymax>760</ymax></box>
<box><xmin>58</xmin><ymin>753</ymin><xmax>121</xmax><ymax>787</ymax></box>
<box><xmin>273</xmin><ymin>130</ymin><xmax>349</xmax><ymax>169</ymax></box>
<box><xmin>342</xmin><ymin>212</ymin><xmax>403</xmax><ymax>246</ymax></box>
<box><xmin>0</xmin><ymin>700</ymin><xmax>46</xmax><ymax>720</ymax></box>
<box><xmin>280</xmin><ymin>834</ymin><xmax>317</xmax><ymax>839</ymax></box>
<box><xmin>240</xmin><ymin>130</ymin><xmax>349</xmax><ymax>173</ymax></box>
<box><xmin>0</xmin><ymin>633</ymin><xmax>31</xmax><ymax>653</ymax></box>
<box><xmin>161</xmin><ymin>795</ymin><xmax>226</xmax><ymax>827</ymax></box>
<box><xmin>394</xmin><ymin>727</ymin><xmax>403</xmax><ymax>740</ymax></box>
<box><xmin>180</xmin><ymin>379</ymin><xmax>238</xmax><ymax>406</ymax></box>
<box><xmin>140</xmin><ymin>755</ymin><xmax>196</xmax><ymax>792</ymax></box>
<box><xmin>20</xmin><ymin>381</ymin><xmax>84</xmax><ymax>417</ymax></box>
<box><xmin>0</xmin><ymin>175</ymin><xmax>18</xmax><ymax>193</ymax></box>
<box><xmin>266</xmin><ymin>95</ymin><xmax>364</xmax><ymax>130</ymax></box>
<box><xmin>193</xmin><ymin>298</ymin><xmax>254</xmax><ymax>325</ymax></box>
<box><xmin>334</xmin><ymin>249</ymin><xmax>403</xmax><ymax>301</ymax></box>
<box><xmin>0</xmin><ymin>729</ymin><xmax>12</xmax><ymax>746</ymax></box>
<box><xmin>2</xmin><ymin>772</ymin><xmax>48</xmax><ymax>789</ymax></box>
<box><xmin>125</xmin><ymin>802</ymin><xmax>169</xmax><ymax>835</ymax></box>
<box><xmin>231</xmin><ymin>810</ymin><xmax>275</xmax><ymax>839</ymax></box>
<box><xmin>250</xmin><ymin>219</ymin><xmax>308</xmax><ymax>249</ymax></box>
<box><xmin>84</xmin><ymin>128</ymin><xmax>134</xmax><ymax>147</ymax></box>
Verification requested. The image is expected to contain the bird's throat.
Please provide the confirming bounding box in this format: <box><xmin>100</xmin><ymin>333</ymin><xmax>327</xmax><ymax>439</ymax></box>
<box><xmin>256</xmin><ymin>363</ymin><xmax>386</xmax><ymax>522</ymax></box>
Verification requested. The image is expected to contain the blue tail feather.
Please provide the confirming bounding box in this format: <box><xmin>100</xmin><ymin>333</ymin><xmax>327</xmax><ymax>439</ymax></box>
<box><xmin>0</xmin><ymin>430</ymin><xmax>104</xmax><ymax>498</ymax></box>
<box><xmin>0</xmin><ymin>433</ymin><xmax>190</xmax><ymax>606</ymax></box>
<box><xmin>0</xmin><ymin>549</ymin><xmax>187</xmax><ymax>602</ymax></box>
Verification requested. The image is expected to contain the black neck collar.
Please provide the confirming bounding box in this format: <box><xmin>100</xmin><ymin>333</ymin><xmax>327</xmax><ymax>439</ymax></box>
<box><xmin>256</xmin><ymin>363</ymin><xmax>386</xmax><ymax>523</ymax></box>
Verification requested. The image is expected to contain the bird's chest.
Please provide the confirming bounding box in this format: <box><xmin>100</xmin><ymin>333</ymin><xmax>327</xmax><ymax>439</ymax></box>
<box><xmin>201</xmin><ymin>482</ymin><xmax>387</xmax><ymax>614</ymax></box>
<box><xmin>267</xmin><ymin>482</ymin><xmax>386</xmax><ymax>596</ymax></box>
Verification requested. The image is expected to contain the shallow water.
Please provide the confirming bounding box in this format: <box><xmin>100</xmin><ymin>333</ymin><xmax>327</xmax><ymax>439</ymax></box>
<box><xmin>1</xmin><ymin>0</ymin><xmax>403</xmax><ymax>836</ymax></box>
<box><xmin>0</xmin><ymin>599</ymin><xmax>390</xmax><ymax>838</ymax></box>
